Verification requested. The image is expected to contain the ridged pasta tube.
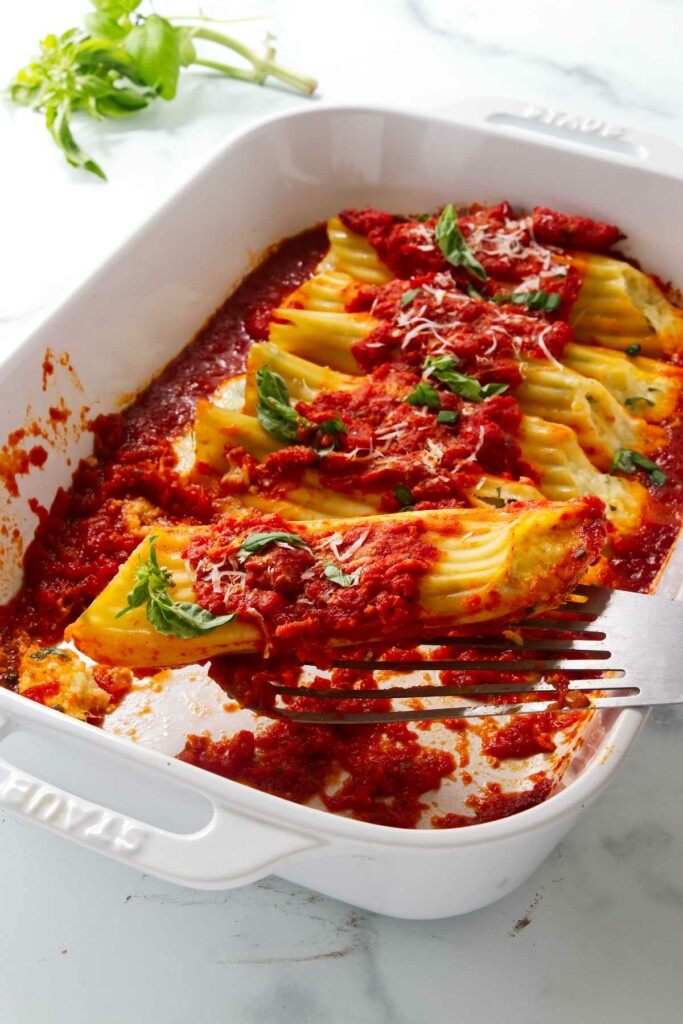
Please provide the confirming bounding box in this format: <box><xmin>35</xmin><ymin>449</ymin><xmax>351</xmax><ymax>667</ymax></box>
<box><xmin>67</xmin><ymin>499</ymin><xmax>607</xmax><ymax>667</ymax></box>
<box><xmin>569</xmin><ymin>252</ymin><xmax>683</xmax><ymax>357</ymax></box>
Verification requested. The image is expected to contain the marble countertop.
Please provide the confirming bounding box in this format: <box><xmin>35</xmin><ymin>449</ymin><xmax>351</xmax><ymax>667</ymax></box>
<box><xmin>1</xmin><ymin>1</ymin><xmax>682</xmax><ymax>1021</ymax></box>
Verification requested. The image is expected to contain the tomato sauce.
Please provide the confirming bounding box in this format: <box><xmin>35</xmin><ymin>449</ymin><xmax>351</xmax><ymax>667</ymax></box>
<box><xmin>3</xmin><ymin>204</ymin><xmax>683</xmax><ymax>830</ymax></box>
<box><xmin>185</xmin><ymin>509</ymin><xmax>440</xmax><ymax>648</ymax></box>
<box><xmin>177</xmin><ymin>719</ymin><xmax>455</xmax><ymax>828</ymax></box>
<box><xmin>340</xmin><ymin>202</ymin><xmax>589</xmax><ymax>314</ymax></box>
<box><xmin>240</xmin><ymin>365</ymin><xmax>535</xmax><ymax>511</ymax></box>
<box><xmin>432</xmin><ymin>775</ymin><xmax>554</xmax><ymax>827</ymax></box>
<box><xmin>0</xmin><ymin>228</ymin><xmax>327</xmax><ymax>665</ymax></box>
<box><xmin>348</xmin><ymin>273</ymin><xmax>573</xmax><ymax>377</ymax></box>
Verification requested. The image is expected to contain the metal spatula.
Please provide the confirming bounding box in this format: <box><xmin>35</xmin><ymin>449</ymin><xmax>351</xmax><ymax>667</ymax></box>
<box><xmin>254</xmin><ymin>586</ymin><xmax>682</xmax><ymax>723</ymax></box>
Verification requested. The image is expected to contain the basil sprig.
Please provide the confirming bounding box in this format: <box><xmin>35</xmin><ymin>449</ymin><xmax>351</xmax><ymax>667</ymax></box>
<box><xmin>116</xmin><ymin>536</ymin><xmax>235</xmax><ymax>638</ymax></box>
<box><xmin>324</xmin><ymin>564</ymin><xmax>361</xmax><ymax>587</ymax></box>
<box><xmin>8</xmin><ymin>5</ymin><xmax>317</xmax><ymax>180</ymax></box>
<box><xmin>610</xmin><ymin>448</ymin><xmax>667</xmax><ymax>487</ymax></box>
<box><xmin>238</xmin><ymin>531</ymin><xmax>312</xmax><ymax>561</ymax></box>
<box><xmin>492</xmin><ymin>290</ymin><xmax>561</xmax><ymax>313</ymax></box>
<box><xmin>424</xmin><ymin>355</ymin><xmax>508</xmax><ymax>402</ymax></box>
<box><xmin>435</xmin><ymin>205</ymin><xmax>487</xmax><ymax>280</ymax></box>
<box><xmin>405</xmin><ymin>382</ymin><xmax>441</xmax><ymax>409</ymax></box>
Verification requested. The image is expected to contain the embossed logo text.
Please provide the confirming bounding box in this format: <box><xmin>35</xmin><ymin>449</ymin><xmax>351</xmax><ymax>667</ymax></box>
<box><xmin>0</xmin><ymin>772</ymin><xmax>145</xmax><ymax>854</ymax></box>
<box><xmin>523</xmin><ymin>105</ymin><xmax>624</xmax><ymax>140</ymax></box>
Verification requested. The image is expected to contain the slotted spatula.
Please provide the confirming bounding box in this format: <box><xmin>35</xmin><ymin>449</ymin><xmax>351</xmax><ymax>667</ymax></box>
<box><xmin>251</xmin><ymin>586</ymin><xmax>682</xmax><ymax>723</ymax></box>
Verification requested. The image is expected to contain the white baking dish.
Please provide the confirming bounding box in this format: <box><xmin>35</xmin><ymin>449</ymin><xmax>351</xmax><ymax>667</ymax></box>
<box><xmin>0</xmin><ymin>98</ymin><xmax>681</xmax><ymax>920</ymax></box>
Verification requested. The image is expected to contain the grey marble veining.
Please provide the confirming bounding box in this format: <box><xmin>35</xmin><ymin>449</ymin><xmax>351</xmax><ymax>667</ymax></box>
<box><xmin>1</xmin><ymin>716</ymin><xmax>682</xmax><ymax>1024</ymax></box>
<box><xmin>409</xmin><ymin>0</ymin><xmax>682</xmax><ymax>119</ymax></box>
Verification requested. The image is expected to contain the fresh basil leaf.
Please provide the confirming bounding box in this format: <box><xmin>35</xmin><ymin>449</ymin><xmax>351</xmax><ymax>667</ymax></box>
<box><xmin>256</xmin><ymin>364</ymin><xmax>292</xmax><ymax>411</ymax></box>
<box><xmin>312</xmin><ymin>416</ymin><xmax>347</xmax><ymax>456</ymax></box>
<box><xmin>175</xmin><ymin>26</ymin><xmax>197</xmax><ymax>67</ymax></box>
<box><xmin>317</xmin><ymin>417</ymin><xmax>347</xmax><ymax>438</ymax></box>
<box><xmin>116</xmin><ymin>536</ymin><xmax>234</xmax><ymax>637</ymax></box>
<box><xmin>29</xmin><ymin>647</ymin><xmax>72</xmax><ymax>662</ymax></box>
<box><xmin>46</xmin><ymin>100</ymin><xmax>106</xmax><ymax>179</ymax></box>
<box><xmin>424</xmin><ymin>355</ymin><xmax>508</xmax><ymax>403</ymax></box>
<box><xmin>125</xmin><ymin>14</ymin><xmax>180</xmax><ymax>100</ymax></box>
<box><xmin>492</xmin><ymin>290</ymin><xmax>561</xmax><ymax>313</ymax></box>
<box><xmin>401</xmin><ymin>288</ymin><xmax>422</xmax><ymax>309</ymax></box>
<box><xmin>625</xmin><ymin>395</ymin><xmax>655</xmax><ymax>409</ymax></box>
<box><xmin>238</xmin><ymin>531</ymin><xmax>311</xmax><ymax>561</ymax></box>
<box><xmin>437</xmin><ymin>409</ymin><xmax>459</xmax><ymax>424</ymax></box>
<box><xmin>91</xmin><ymin>0</ymin><xmax>142</xmax><ymax>15</ymax></box>
<box><xmin>435</xmin><ymin>204</ymin><xmax>487</xmax><ymax>280</ymax></box>
<box><xmin>83</xmin><ymin>13</ymin><xmax>129</xmax><ymax>41</ymax></box>
<box><xmin>405</xmin><ymin>382</ymin><xmax>441</xmax><ymax>408</ymax></box>
<box><xmin>95</xmin><ymin>88</ymin><xmax>151</xmax><ymax>117</ymax></box>
<box><xmin>146</xmin><ymin>595</ymin><xmax>235</xmax><ymax>638</ymax></box>
<box><xmin>73</xmin><ymin>37</ymin><xmax>140</xmax><ymax>78</ymax></box>
<box><xmin>255</xmin><ymin>365</ymin><xmax>308</xmax><ymax>444</ymax></box>
<box><xmin>610</xmin><ymin>448</ymin><xmax>667</xmax><ymax>486</ymax></box>
<box><xmin>466</xmin><ymin>284</ymin><xmax>483</xmax><ymax>300</ymax></box>
<box><xmin>393</xmin><ymin>485</ymin><xmax>415</xmax><ymax>509</ymax></box>
<box><xmin>324</xmin><ymin>564</ymin><xmax>361</xmax><ymax>587</ymax></box>
<box><xmin>416</xmin><ymin>213</ymin><xmax>430</xmax><ymax>222</ymax></box>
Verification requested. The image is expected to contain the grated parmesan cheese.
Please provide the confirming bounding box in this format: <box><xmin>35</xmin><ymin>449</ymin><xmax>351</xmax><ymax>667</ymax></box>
<box><xmin>536</xmin><ymin>326</ymin><xmax>564</xmax><ymax>370</ymax></box>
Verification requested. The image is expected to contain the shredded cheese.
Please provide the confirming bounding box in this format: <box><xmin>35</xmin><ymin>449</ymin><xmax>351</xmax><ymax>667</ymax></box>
<box><xmin>536</xmin><ymin>326</ymin><xmax>564</xmax><ymax>370</ymax></box>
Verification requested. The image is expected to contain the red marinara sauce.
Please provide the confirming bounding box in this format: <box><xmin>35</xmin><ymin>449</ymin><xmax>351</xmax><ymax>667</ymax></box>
<box><xmin>2</xmin><ymin>208</ymin><xmax>682</xmax><ymax>830</ymax></box>
<box><xmin>0</xmin><ymin>229</ymin><xmax>328</xmax><ymax>663</ymax></box>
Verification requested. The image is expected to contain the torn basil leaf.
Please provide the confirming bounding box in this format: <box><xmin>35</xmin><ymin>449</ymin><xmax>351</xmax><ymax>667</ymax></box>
<box><xmin>393</xmin><ymin>485</ymin><xmax>415</xmax><ymax>509</ymax></box>
<box><xmin>29</xmin><ymin>647</ymin><xmax>72</xmax><ymax>662</ymax></box>
<box><xmin>401</xmin><ymin>288</ymin><xmax>422</xmax><ymax>309</ymax></box>
<box><xmin>313</xmin><ymin>416</ymin><xmax>348</xmax><ymax>455</ymax></box>
<box><xmin>255</xmin><ymin>365</ymin><xmax>311</xmax><ymax>444</ymax></box>
<box><xmin>424</xmin><ymin>355</ymin><xmax>508</xmax><ymax>402</ymax></box>
<box><xmin>435</xmin><ymin>204</ymin><xmax>487</xmax><ymax>280</ymax></box>
<box><xmin>492</xmin><ymin>290</ymin><xmax>561</xmax><ymax>313</ymax></box>
<box><xmin>238</xmin><ymin>531</ymin><xmax>312</xmax><ymax>560</ymax></box>
<box><xmin>405</xmin><ymin>382</ymin><xmax>441</xmax><ymax>408</ymax></box>
<box><xmin>624</xmin><ymin>395</ymin><xmax>655</xmax><ymax>409</ymax></box>
<box><xmin>324</xmin><ymin>564</ymin><xmax>361</xmax><ymax>587</ymax></box>
<box><xmin>610</xmin><ymin>448</ymin><xmax>667</xmax><ymax>486</ymax></box>
<box><xmin>317</xmin><ymin>417</ymin><xmax>347</xmax><ymax>438</ymax></box>
<box><xmin>437</xmin><ymin>409</ymin><xmax>459</xmax><ymax>424</ymax></box>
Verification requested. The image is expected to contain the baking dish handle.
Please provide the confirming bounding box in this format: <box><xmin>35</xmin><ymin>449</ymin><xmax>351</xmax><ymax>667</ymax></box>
<box><xmin>432</xmin><ymin>96</ymin><xmax>683</xmax><ymax>177</ymax></box>
<box><xmin>0</xmin><ymin>719</ymin><xmax>325</xmax><ymax>889</ymax></box>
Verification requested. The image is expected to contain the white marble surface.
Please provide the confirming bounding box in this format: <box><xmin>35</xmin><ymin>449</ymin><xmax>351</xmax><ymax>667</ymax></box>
<box><xmin>1</xmin><ymin>1</ymin><xmax>683</xmax><ymax>1021</ymax></box>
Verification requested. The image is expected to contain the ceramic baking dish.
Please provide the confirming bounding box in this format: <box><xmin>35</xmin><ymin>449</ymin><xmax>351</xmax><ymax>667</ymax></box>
<box><xmin>0</xmin><ymin>98</ymin><xmax>682</xmax><ymax>920</ymax></box>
